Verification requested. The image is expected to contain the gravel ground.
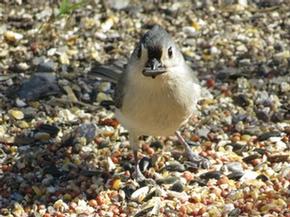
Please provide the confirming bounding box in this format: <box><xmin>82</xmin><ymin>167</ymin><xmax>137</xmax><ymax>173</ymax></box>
<box><xmin>0</xmin><ymin>0</ymin><xmax>289</xmax><ymax>216</ymax></box>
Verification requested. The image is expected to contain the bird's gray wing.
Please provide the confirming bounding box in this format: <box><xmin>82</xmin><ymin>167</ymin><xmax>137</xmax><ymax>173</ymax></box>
<box><xmin>90</xmin><ymin>59</ymin><xmax>126</xmax><ymax>83</ymax></box>
<box><xmin>114</xmin><ymin>71</ymin><xmax>128</xmax><ymax>109</ymax></box>
<box><xmin>89</xmin><ymin>59</ymin><xmax>128</xmax><ymax>109</ymax></box>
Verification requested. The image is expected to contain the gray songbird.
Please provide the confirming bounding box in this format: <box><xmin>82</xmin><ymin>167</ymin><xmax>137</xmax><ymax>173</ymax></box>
<box><xmin>93</xmin><ymin>25</ymin><xmax>209</xmax><ymax>180</ymax></box>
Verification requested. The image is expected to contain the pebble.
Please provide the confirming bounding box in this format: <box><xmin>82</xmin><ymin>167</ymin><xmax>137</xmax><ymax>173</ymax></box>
<box><xmin>257</xmin><ymin>132</ymin><xmax>281</xmax><ymax>141</ymax></box>
<box><xmin>170</xmin><ymin>181</ymin><xmax>184</xmax><ymax>192</ymax></box>
<box><xmin>280</xmin><ymin>82</ymin><xmax>290</xmax><ymax>93</ymax></box>
<box><xmin>74</xmin><ymin>123</ymin><xmax>99</xmax><ymax>143</ymax></box>
<box><xmin>15</xmin><ymin>98</ymin><xmax>27</xmax><ymax>107</ymax></box>
<box><xmin>240</xmin><ymin>171</ymin><xmax>259</xmax><ymax>182</ymax></box>
<box><xmin>227</xmin><ymin>171</ymin><xmax>244</xmax><ymax>181</ymax></box>
<box><xmin>139</xmin><ymin>156</ymin><xmax>152</xmax><ymax>172</ymax></box>
<box><xmin>112</xmin><ymin>179</ymin><xmax>122</xmax><ymax>190</ymax></box>
<box><xmin>165</xmin><ymin>161</ymin><xmax>186</xmax><ymax>172</ymax></box>
<box><xmin>130</xmin><ymin>186</ymin><xmax>150</xmax><ymax>202</ymax></box>
<box><xmin>17</xmin><ymin>120</ymin><xmax>29</xmax><ymax>129</ymax></box>
<box><xmin>200</xmin><ymin>171</ymin><xmax>221</xmax><ymax>180</ymax></box>
<box><xmin>243</xmin><ymin>153</ymin><xmax>261</xmax><ymax>163</ymax></box>
<box><xmin>8</xmin><ymin>109</ymin><xmax>24</xmax><ymax>120</ymax></box>
<box><xmin>36</xmin><ymin>60</ymin><xmax>56</xmax><ymax>72</ymax></box>
<box><xmin>225</xmin><ymin>162</ymin><xmax>243</xmax><ymax>173</ymax></box>
<box><xmin>107</xmin><ymin>0</ymin><xmax>130</xmax><ymax>10</ymax></box>
<box><xmin>17</xmin><ymin>73</ymin><xmax>61</xmax><ymax>101</ymax></box>
<box><xmin>38</xmin><ymin>124</ymin><xmax>60</xmax><ymax>138</ymax></box>
<box><xmin>34</xmin><ymin>132</ymin><xmax>51</xmax><ymax>141</ymax></box>
<box><xmin>156</xmin><ymin>176</ymin><xmax>179</xmax><ymax>185</ymax></box>
<box><xmin>183</xmin><ymin>26</ymin><xmax>198</xmax><ymax>37</ymax></box>
<box><xmin>4</xmin><ymin>31</ymin><xmax>23</xmax><ymax>42</ymax></box>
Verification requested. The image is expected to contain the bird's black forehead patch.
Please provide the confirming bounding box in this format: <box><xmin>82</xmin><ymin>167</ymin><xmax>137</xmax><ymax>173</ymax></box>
<box><xmin>140</xmin><ymin>25</ymin><xmax>172</xmax><ymax>60</ymax></box>
<box><xmin>148</xmin><ymin>45</ymin><xmax>162</xmax><ymax>60</ymax></box>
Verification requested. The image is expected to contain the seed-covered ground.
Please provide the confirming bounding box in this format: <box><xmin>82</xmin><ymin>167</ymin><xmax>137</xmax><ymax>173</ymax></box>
<box><xmin>0</xmin><ymin>1</ymin><xmax>289</xmax><ymax>216</ymax></box>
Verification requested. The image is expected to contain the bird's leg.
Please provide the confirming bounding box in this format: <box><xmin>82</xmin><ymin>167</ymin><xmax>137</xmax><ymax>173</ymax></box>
<box><xmin>175</xmin><ymin>131</ymin><xmax>210</xmax><ymax>169</ymax></box>
<box><xmin>130</xmin><ymin>135</ymin><xmax>146</xmax><ymax>182</ymax></box>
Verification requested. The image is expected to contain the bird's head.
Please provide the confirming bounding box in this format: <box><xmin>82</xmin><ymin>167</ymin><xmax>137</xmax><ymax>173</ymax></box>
<box><xmin>128</xmin><ymin>25</ymin><xmax>185</xmax><ymax>80</ymax></box>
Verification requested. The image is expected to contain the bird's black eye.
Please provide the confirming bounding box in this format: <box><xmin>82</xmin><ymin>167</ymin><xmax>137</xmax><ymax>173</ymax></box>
<box><xmin>168</xmin><ymin>46</ymin><xmax>173</xmax><ymax>58</ymax></box>
<box><xmin>137</xmin><ymin>45</ymin><xmax>142</xmax><ymax>58</ymax></box>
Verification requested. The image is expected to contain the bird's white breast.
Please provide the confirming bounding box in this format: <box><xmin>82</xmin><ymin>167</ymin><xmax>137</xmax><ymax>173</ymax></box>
<box><xmin>115</xmin><ymin>65</ymin><xmax>201</xmax><ymax>136</ymax></box>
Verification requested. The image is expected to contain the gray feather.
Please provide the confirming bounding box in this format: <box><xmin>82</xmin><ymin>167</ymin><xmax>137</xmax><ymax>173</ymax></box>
<box><xmin>114</xmin><ymin>71</ymin><xmax>127</xmax><ymax>109</ymax></box>
<box><xmin>90</xmin><ymin>60</ymin><xmax>125</xmax><ymax>83</ymax></box>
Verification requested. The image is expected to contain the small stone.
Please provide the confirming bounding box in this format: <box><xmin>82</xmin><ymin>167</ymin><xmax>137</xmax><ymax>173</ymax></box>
<box><xmin>38</xmin><ymin>124</ymin><xmax>60</xmax><ymax>138</ymax></box>
<box><xmin>240</xmin><ymin>134</ymin><xmax>251</xmax><ymax>142</ymax></box>
<box><xmin>256</xmin><ymin>174</ymin><xmax>269</xmax><ymax>182</ymax></box>
<box><xmin>196</xmin><ymin>127</ymin><xmax>210</xmax><ymax>138</ymax></box>
<box><xmin>156</xmin><ymin>177</ymin><xmax>179</xmax><ymax>185</ymax></box>
<box><xmin>139</xmin><ymin>156</ymin><xmax>151</xmax><ymax>172</ymax></box>
<box><xmin>4</xmin><ymin>31</ymin><xmax>23</xmax><ymax>42</ymax></box>
<box><xmin>280</xmin><ymin>82</ymin><xmax>290</xmax><ymax>93</ymax></box>
<box><xmin>8</xmin><ymin>109</ymin><xmax>24</xmax><ymax>120</ymax></box>
<box><xmin>271</xmin><ymin>112</ymin><xmax>284</xmax><ymax>122</ymax></box>
<box><xmin>97</xmin><ymin>92</ymin><xmax>112</xmax><ymax>102</ymax></box>
<box><xmin>200</xmin><ymin>171</ymin><xmax>221</xmax><ymax>180</ymax></box>
<box><xmin>227</xmin><ymin>171</ymin><xmax>244</xmax><ymax>181</ymax></box>
<box><xmin>131</xmin><ymin>186</ymin><xmax>150</xmax><ymax>202</ymax></box>
<box><xmin>273</xmin><ymin>51</ymin><xmax>290</xmax><ymax>61</ymax></box>
<box><xmin>233</xmin><ymin>94</ymin><xmax>250</xmax><ymax>107</ymax></box>
<box><xmin>74</xmin><ymin>123</ymin><xmax>99</xmax><ymax>143</ymax></box>
<box><xmin>107</xmin><ymin>156</ymin><xmax>116</xmax><ymax>171</ymax></box>
<box><xmin>210</xmin><ymin>46</ymin><xmax>220</xmax><ymax>55</ymax></box>
<box><xmin>107</xmin><ymin>0</ymin><xmax>130</xmax><ymax>10</ymax></box>
<box><xmin>236</xmin><ymin>44</ymin><xmax>247</xmax><ymax>52</ymax></box>
<box><xmin>228</xmin><ymin>208</ymin><xmax>241</xmax><ymax>217</ymax></box>
<box><xmin>268</xmin><ymin>154</ymin><xmax>289</xmax><ymax>163</ymax></box>
<box><xmin>17</xmin><ymin>120</ymin><xmax>29</xmax><ymax>129</ymax></box>
<box><xmin>43</xmin><ymin>165</ymin><xmax>62</xmax><ymax>177</ymax></box>
<box><xmin>112</xmin><ymin>179</ymin><xmax>122</xmax><ymax>190</ymax></box>
<box><xmin>15</xmin><ymin>98</ymin><xmax>26</xmax><ymax>107</ymax></box>
<box><xmin>36</xmin><ymin>60</ymin><xmax>56</xmax><ymax>72</ymax></box>
<box><xmin>165</xmin><ymin>161</ymin><xmax>185</xmax><ymax>172</ymax></box>
<box><xmin>63</xmin><ymin>193</ymin><xmax>72</xmax><ymax>201</ymax></box>
<box><xmin>32</xmin><ymin>185</ymin><xmax>43</xmax><ymax>196</ymax></box>
<box><xmin>183</xmin><ymin>26</ymin><xmax>198</xmax><ymax>37</ymax></box>
<box><xmin>150</xmin><ymin>141</ymin><xmax>163</xmax><ymax>149</ymax></box>
<box><xmin>256</xmin><ymin>110</ymin><xmax>270</xmax><ymax>122</ymax></box>
<box><xmin>17</xmin><ymin>73</ymin><xmax>61</xmax><ymax>101</ymax></box>
<box><xmin>239</xmin><ymin>59</ymin><xmax>251</xmax><ymax>66</ymax></box>
<box><xmin>34</xmin><ymin>132</ymin><xmax>51</xmax><ymax>141</ymax></box>
<box><xmin>223</xmin><ymin>203</ymin><xmax>235</xmax><ymax>215</ymax></box>
<box><xmin>240</xmin><ymin>171</ymin><xmax>258</xmax><ymax>182</ymax></box>
<box><xmin>170</xmin><ymin>181</ymin><xmax>184</xmax><ymax>192</ymax></box>
<box><xmin>257</xmin><ymin>132</ymin><xmax>281</xmax><ymax>141</ymax></box>
<box><xmin>225</xmin><ymin>162</ymin><xmax>243</xmax><ymax>173</ymax></box>
<box><xmin>243</xmin><ymin>153</ymin><xmax>261</xmax><ymax>163</ymax></box>
<box><xmin>101</xmin><ymin>17</ymin><xmax>115</xmax><ymax>32</ymax></box>
<box><xmin>98</xmin><ymin>82</ymin><xmax>111</xmax><ymax>92</ymax></box>
<box><xmin>53</xmin><ymin>199</ymin><xmax>69</xmax><ymax>210</ymax></box>
<box><xmin>59</xmin><ymin>52</ymin><xmax>70</xmax><ymax>65</ymax></box>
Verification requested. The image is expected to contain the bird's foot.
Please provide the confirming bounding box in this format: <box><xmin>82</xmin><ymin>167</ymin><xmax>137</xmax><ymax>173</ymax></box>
<box><xmin>186</xmin><ymin>151</ymin><xmax>210</xmax><ymax>169</ymax></box>
<box><xmin>175</xmin><ymin>131</ymin><xmax>211</xmax><ymax>169</ymax></box>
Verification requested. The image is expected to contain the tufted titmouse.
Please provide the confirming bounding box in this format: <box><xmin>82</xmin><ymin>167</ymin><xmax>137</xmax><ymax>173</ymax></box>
<box><xmin>92</xmin><ymin>25</ymin><xmax>209</xmax><ymax>180</ymax></box>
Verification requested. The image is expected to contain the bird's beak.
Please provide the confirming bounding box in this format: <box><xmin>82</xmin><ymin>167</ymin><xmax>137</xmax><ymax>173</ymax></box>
<box><xmin>142</xmin><ymin>58</ymin><xmax>167</xmax><ymax>78</ymax></box>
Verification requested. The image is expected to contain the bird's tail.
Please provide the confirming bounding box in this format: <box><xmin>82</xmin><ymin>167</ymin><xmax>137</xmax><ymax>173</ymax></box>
<box><xmin>89</xmin><ymin>60</ymin><xmax>126</xmax><ymax>83</ymax></box>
